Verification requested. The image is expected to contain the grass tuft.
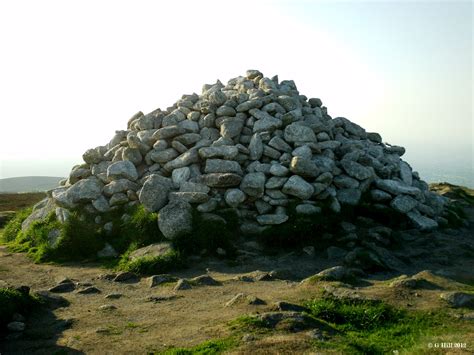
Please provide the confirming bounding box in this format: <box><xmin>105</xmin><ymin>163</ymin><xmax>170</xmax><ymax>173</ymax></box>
<box><xmin>159</xmin><ymin>337</ymin><xmax>236</xmax><ymax>355</ymax></box>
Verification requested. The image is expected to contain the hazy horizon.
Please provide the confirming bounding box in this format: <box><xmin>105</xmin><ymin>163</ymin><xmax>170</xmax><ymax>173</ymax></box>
<box><xmin>0</xmin><ymin>0</ymin><xmax>472</xmax><ymax>187</ymax></box>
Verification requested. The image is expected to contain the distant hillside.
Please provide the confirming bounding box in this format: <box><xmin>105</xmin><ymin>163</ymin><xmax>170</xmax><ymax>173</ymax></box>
<box><xmin>0</xmin><ymin>176</ymin><xmax>64</xmax><ymax>193</ymax></box>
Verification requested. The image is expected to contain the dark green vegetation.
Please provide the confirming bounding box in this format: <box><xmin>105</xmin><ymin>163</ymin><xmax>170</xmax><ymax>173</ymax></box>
<box><xmin>227</xmin><ymin>295</ymin><xmax>474</xmax><ymax>354</ymax></box>
<box><xmin>159</xmin><ymin>337</ymin><xmax>236</xmax><ymax>355</ymax></box>
<box><xmin>304</xmin><ymin>296</ymin><xmax>472</xmax><ymax>354</ymax></box>
<box><xmin>0</xmin><ymin>202</ymin><xmax>241</xmax><ymax>274</ymax></box>
<box><xmin>0</xmin><ymin>288</ymin><xmax>42</xmax><ymax>334</ymax></box>
<box><xmin>118</xmin><ymin>249</ymin><xmax>184</xmax><ymax>275</ymax></box>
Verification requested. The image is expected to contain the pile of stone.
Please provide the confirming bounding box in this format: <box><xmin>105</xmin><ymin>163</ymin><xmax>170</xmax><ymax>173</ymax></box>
<box><xmin>22</xmin><ymin>70</ymin><xmax>448</xmax><ymax>241</ymax></box>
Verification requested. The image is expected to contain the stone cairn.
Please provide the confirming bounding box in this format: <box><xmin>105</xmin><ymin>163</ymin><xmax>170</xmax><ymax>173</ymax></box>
<box><xmin>22</xmin><ymin>70</ymin><xmax>448</xmax><ymax>242</ymax></box>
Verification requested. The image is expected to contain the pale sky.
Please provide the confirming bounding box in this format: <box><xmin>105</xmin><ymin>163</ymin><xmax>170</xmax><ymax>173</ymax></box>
<box><xmin>0</xmin><ymin>0</ymin><xmax>472</xmax><ymax>186</ymax></box>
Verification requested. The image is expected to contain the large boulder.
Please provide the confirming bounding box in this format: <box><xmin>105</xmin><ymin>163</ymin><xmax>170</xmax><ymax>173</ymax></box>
<box><xmin>139</xmin><ymin>174</ymin><xmax>173</xmax><ymax>212</ymax></box>
<box><xmin>158</xmin><ymin>199</ymin><xmax>193</xmax><ymax>239</ymax></box>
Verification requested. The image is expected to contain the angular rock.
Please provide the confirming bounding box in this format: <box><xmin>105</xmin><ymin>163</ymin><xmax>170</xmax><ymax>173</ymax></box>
<box><xmin>204</xmin><ymin>159</ymin><xmax>243</xmax><ymax>175</ymax></box>
<box><xmin>341</xmin><ymin>159</ymin><xmax>373</xmax><ymax>180</ymax></box>
<box><xmin>198</xmin><ymin>146</ymin><xmax>239</xmax><ymax>160</ymax></box>
<box><xmin>284</xmin><ymin>123</ymin><xmax>316</xmax><ymax>143</ymax></box>
<box><xmin>158</xmin><ymin>199</ymin><xmax>193</xmax><ymax>239</ymax></box>
<box><xmin>390</xmin><ymin>195</ymin><xmax>418</xmax><ymax>213</ymax></box>
<box><xmin>282</xmin><ymin>175</ymin><xmax>314</xmax><ymax>200</ymax></box>
<box><xmin>107</xmin><ymin>161</ymin><xmax>138</xmax><ymax>181</ymax></box>
<box><xmin>199</xmin><ymin>173</ymin><xmax>242</xmax><ymax>187</ymax></box>
<box><xmin>139</xmin><ymin>174</ymin><xmax>173</xmax><ymax>212</ymax></box>
<box><xmin>248</xmin><ymin>133</ymin><xmax>263</xmax><ymax>160</ymax></box>
<box><xmin>289</xmin><ymin>156</ymin><xmax>319</xmax><ymax>178</ymax></box>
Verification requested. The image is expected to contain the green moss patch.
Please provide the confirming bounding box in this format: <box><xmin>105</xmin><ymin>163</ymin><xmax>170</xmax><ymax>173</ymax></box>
<box><xmin>159</xmin><ymin>337</ymin><xmax>237</xmax><ymax>355</ymax></box>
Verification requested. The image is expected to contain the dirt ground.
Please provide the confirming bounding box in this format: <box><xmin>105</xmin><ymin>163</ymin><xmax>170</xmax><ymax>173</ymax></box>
<box><xmin>0</xmin><ymin>189</ymin><xmax>474</xmax><ymax>354</ymax></box>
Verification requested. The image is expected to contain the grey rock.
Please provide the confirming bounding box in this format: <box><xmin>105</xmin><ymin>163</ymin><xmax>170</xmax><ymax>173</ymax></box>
<box><xmin>104</xmin><ymin>293</ymin><xmax>123</xmax><ymax>299</ymax></box>
<box><xmin>163</xmin><ymin>149</ymin><xmax>200</xmax><ymax>171</ymax></box>
<box><xmin>129</xmin><ymin>242</ymin><xmax>173</xmax><ymax>261</ymax></box>
<box><xmin>98</xmin><ymin>304</ymin><xmax>117</xmax><ymax>311</ymax></box>
<box><xmin>406</xmin><ymin>211</ymin><xmax>438</xmax><ymax>230</ymax></box>
<box><xmin>204</xmin><ymin>159</ymin><xmax>243</xmax><ymax>175</ymax></box>
<box><xmin>107</xmin><ymin>161</ymin><xmax>138</xmax><ymax>181</ymax></box>
<box><xmin>220</xmin><ymin>118</ymin><xmax>243</xmax><ymax>138</ymax></box>
<box><xmin>375</xmin><ymin>179</ymin><xmax>421</xmax><ymax>197</ymax></box>
<box><xmin>257</xmin><ymin>214</ymin><xmax>289</xmax><ymax>225</ymax></box>
<box><xmin>83</xmin><ymin>148</ymin><xmax>103</xmax><ymax>164</ymax></box>
<box><xmin>292</xmin><ymin>145</ymin><xmax>312</xmax><ymax>159</ymax></box>
<box><xmin>253</xmin><ymin>116</ymin><xmax>282</xmax><ymax>133</ymax></box>
<box><xmin>265</xmin><ymin>176</ymin><xmax>288</xmax><ymax>189</ymax></box>
<box><xmin>289</xmin><ymin>156</ymin><xmax>319</xmax><ymax>177</ymax></box>
<box><xmin>240</xmin><ymin>172</ymin><xmax>266</xmax><ymax>198</ymax></box>
<box><xmin>268</xmin><ymin>136</ymin><xmax>292</xmax><ymax>153</ymax></box>
<box><xmin>367</xmin><ymin>132</ymin><xmax>382</xmax><ymax>143</ymax></box>
<box><xmin>269</xmin><ymin>164</ymin><xmax>289</xmax><ymax>177</ymax></box>
<box><xmin>295</xmin><ymin>204</ymin><xmax>321</xmax><ymax>215</ymax></box>
<box><xmin>174</xmin><ymin>133</ymin><xmax>201</xmax><ymax>146</ymax></box>
<box><xmin>337</xmin><ymin>188</ymin><xmax>361</xmax><ymax>206</ymax></box>
<box><xmin>399</xmin><ymin>161</ymin><xmax>413</xmax><ymax>185</ymax></box>
<box><xmin>153</xmin><ymin>125</ymin><xmax>184</xmax><ymax>140</ymax></box>
<box><xmin>198</xmin><ymin>145</ymin><xmax>239</xmax><ymax>160</ymax></box>
<box><xmin>67</xmin><ymin>177</ymin><xmax>103</xmax><ymax>204</ymax></box>
<box><xmin>248</xmin><ymin>133</ymin><xmax>263</xmax><ymax>160</ymax></box>
<box><xmin>236</xmin><ymin>99</ymin><xmax>263</xmax><ymax>112</ymax></box>
<box><xmin>390</xmin><ymin>195</ymin><xmax>418</xmax><ymax>213</ymax></box>
<box><xmin>158</xmin><ymin>199</ymin><xmax>193</xmax><ymax>239</ymax></box>
<box><xmin>122</xmin><ymin>147</ymin><xmax>142</xmax><ymax>165</ymax></box>
<box><xmin>171</xmin><ymin>167</ymin><xmax>191</xmax><ymax>186</ymax></box>
<box><xmin>148</xmin><ymin>274</ymin><xmax>177</xmax><ymax>288</ymax></box>
<box><xmin>49</xmin><ymin>282</ymin><xmax>75</xmax><ymax>293</ymax></box>
<box><xmin>174</xmin><ymin>279</ymin><xmax>192</xmax><ymax>291</ymax></box>
<box><xmin>150</xmin><ymin>148</ymin><xmax>179</xmax><ymax>164</ymax></box>
<box><xmin>370</xmin><ymin>189</ymin><xmax>392</xmax><ymax>201</ymax></box>
<box><xmin>97</xmin><ymin>243</ymin><xmax>118</xmax><ymax>258</ymax></box>
<box><xmin>139</xmin><ymin>174</ymin><xmax>173</xmax><ymax>212</ymax></box>
<box><xmin>77</xmin><ymin>286</ymin><xmax>101</xmax><ymax>294</ymax></box>
<box><xmin>333</xmin><ymin>175</ymin><xmax>359</xmax><ymax>189</ymax></box>
<box><xmin>113</xmin><ymin>272</ymin><xmax>139</xmax><ymax>283</ymax></box>
<box><xmin>197</xmin><ymin>198</ymin><xmax>218</xmax><ymax>212</ymax></box>
<box><xmin>440</xmin><ymin>292</ymin><xmax>474</xmax><ymax>308</ymax></box>
<box><xmin>191</xmin><ymin>275</ymin><xmax>220</xmax><ymax>286</ymax></box>
<box><xmin>169</xmin><ymin>191</ymin><xmax>209</xmax><ymax>204</ymax></box>
<box><xmin>282</xmin><ymin>175</ymin><xmax>314</xmax><ymax>200</ymax></box>
<box><xmin>225</xmin><ymin>189</ymin><xmax>246</xmax><ymax>207</ymax></box>
<box><xmin>341</xmin><ymin>159</ymin><xmax>373</xmax><ymax>180</ymax></box>
<box><xmin>284</xmin><ymin>123</ymin><xmax>316</xmax><ymax>143</ymax></box>
<box><xmin>199</xmin><ymin>173</ymin><xmax>242</xmax><ymax>187</ymax></box>
<box><xmin>263</xmin><ymin>145</ymin><xmax>281</xmax><ymax>159</ymax></box>
<box><xmin>216</xmin><ymin>105</ymin><xmax>236</xmax><ymax>117</ymax></box>
<box><xmin>103</xmin><ymin>179</ymin><xmax>138</xmax><ymax>196</ymax></box>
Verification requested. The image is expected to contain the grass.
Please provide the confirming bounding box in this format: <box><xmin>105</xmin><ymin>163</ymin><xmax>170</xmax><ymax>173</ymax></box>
<box><xmin>225</xmin><ymin>296</ymin><xmax>474</xmax><ymax>354</ymax></box>
<box><xmin>159</xmin><ymin>337</ymin><xmax>237</xmax><ymax>355</ymax></box>
<box><xmin>0</xmin><ymin>288</ymin><xmax>43</xmax><ymax>333</ymax></box>
<box><xmin>229</xmin><ymin>315</ymin><xmax>270</xmax><ymax>331</ymax></box>
<box><xmin>118</xmin><ymin>248</ymin><xmax>185</xmax><ymax>275</ymax></box>
<box><xmin>304</xmin><ymin>296</ymin><xmax>473</xmax><ymax>354</ymax></box>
